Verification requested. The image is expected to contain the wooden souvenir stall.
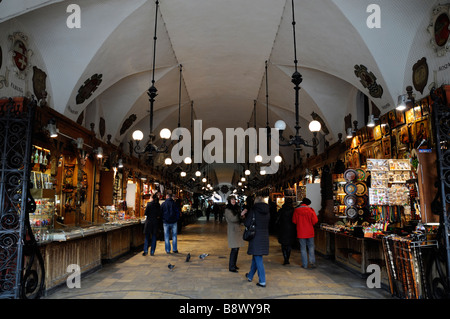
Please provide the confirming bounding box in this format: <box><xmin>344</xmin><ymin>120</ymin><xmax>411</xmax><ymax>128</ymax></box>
<box><xmin>27</xmin><ymin>105</ymin><xmax>159</xmax><ymax>293</ymax></box>
<box><xmin>318</xmin><ymin>86</ymin><xmax>449</xmax><ymax>298</ymax></box>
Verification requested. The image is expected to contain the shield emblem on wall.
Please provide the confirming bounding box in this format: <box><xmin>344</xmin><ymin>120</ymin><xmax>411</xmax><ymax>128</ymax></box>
<box><xmin>13</xmin><ymin>40</ymin><xmax>28</xmax><ymax>71</ymax></box>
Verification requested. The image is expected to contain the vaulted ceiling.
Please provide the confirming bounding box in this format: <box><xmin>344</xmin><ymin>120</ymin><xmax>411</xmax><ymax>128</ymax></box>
<box><xmin>0</xmin><ymin>0</ymin><xmax>447</xmax><ymax>187</ymax></box>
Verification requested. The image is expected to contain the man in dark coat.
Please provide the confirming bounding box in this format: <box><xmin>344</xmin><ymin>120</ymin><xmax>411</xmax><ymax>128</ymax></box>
<box><xmin>161</xmin><ymin>193</ymin><xmax>181</xmax><ymax>253</ymax></box>
<box><xmin>276</xmin><ymin>197</ymin><xmax>296</xmax><ymax>265</ymax></box>
<box><xmin>143</xmin><ymin>193</ymin><xmax>161</xmax><ymax>256</ymax></box>
<box><xmin>245</xmin><ymin>196</ymin><xmax>270</xmax><ymax>287</ymax></box>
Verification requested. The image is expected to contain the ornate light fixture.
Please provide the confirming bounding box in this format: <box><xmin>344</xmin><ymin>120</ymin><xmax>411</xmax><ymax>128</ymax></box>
<box><xmin>132</xmin><ymin>0</ymin><xmax>171</xmax><ymax>157</ymax></box>
<box><xmin>275</xmin><ymin>0</ymin><xmax>321</xmax><ymax>161</ymax></box>
<box><xmin>396</xmin><ymin>86</ymin><xmax>415</xmax><ymax>111</ymax></box>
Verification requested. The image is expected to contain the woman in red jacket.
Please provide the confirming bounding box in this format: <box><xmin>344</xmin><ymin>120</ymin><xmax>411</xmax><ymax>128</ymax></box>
<box><xmin>292</xmin><ymin>198</ymin><xmax>318</xmax><ymax>269</ymax></box>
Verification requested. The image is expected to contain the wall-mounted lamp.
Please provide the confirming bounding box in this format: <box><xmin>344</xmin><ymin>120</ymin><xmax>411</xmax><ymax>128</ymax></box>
<box><xmin>367</xmin><ymin>114</ymin><xmax>379</xmax><ymax>127</ymax></box>
<box><xmin>396</xmin><ymin>94</ymin><xmax>407</xmax><ymax>111</ymax></box>
<box><xmin>95</xmin><ymin>147</ymin><xmax>103</xmax><ymax>159</ymax></box>
<box><xmin>75</xmin><ymin>137</ymin><xmax>84</xmax><ymax>149</ymax></box>
<box><xmin>45</xmin><ymin>119</ymin><xmax>58</xmax><ymax>138</ymax></box>
<box><xmin>118</xmin><ymin>158</ymin><xmax>123</xmax><ymax>168</ymax></box>
<box><xmin>396</xmin><ymin>86</ymin><xmax>415</xmax><ymax>111</ymax></box>
<box><xmin>346</xmin><ymin>120</ymin><xmax>359</xmax><ymax>139</ymax></box>
<box><xmin>346</xmin><ymin>128</ymin><xmax>354</xmax><ymax>139</ymax></box>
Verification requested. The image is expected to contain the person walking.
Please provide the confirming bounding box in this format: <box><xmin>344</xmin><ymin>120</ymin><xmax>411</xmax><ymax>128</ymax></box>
<box><xmin>276</xmin><ymin>197</ymin><xmax>296</xmax><ymax>265</ymax></box>
<box><xmin>142</xmin><ymin>193</ymin><xmax>161</xmax><ymax>256</ymax></box>
<box><xmin>292</xmin><ymin>198</ymin><xmax>318</xmax><ymax>269</ymax></box>
<box><xmin>244</xmin><ymin>196</ymin><xmax>270</xmax><ymax>288</ymax></box>
<box><xmin>224</xmin><ymin>195</ymin><xmax>244</xmax><ymax>273</ymax></box>
<box><xmin>205</xmin><ymin>200</ymin><xmax>212</xmax><ymax>222</ymax></box>
<box><xmin>161</xmin><ymin>193</ymin><xmax>181</xmax><ymax>254</ymax></box>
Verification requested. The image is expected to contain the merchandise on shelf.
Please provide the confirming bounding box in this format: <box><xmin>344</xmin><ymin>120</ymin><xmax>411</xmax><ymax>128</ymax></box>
<box><xmin>30</xmin><ymin>197</ymin><xmax>55</xmax><ymax>242</ymax></box>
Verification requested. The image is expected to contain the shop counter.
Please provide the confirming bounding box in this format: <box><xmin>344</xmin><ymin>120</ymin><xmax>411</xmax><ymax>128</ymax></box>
<box><xmin>317</xmin><ymin>227</ymin><xmax>390</xmax><ymax>288</ymax></box>
<box><xmin>38</xmin><ymin>220</ymin><xmax>145</xmax><ymax>295</ymax></box>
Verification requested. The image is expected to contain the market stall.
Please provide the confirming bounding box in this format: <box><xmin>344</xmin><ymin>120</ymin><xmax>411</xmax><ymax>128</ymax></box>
<box><xmin>316</xmin><ymin>87</ymin><xmax>449</xmax><ymax>298</ymax></box>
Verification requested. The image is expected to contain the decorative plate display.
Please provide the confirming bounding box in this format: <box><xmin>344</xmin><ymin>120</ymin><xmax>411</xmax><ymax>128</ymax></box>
<box><xmin>344</xmin><ymin>195</ymin><xmax>357</xmax><ymax>206</ymax></box>
<box><xmin>344</xmin><ymin>169</ymin><xmax>357</xmax><ymax>182</ymax></box>
<box><xmin>344</xmin><ymin>183</ymin><xmax>357</xmax><ymax>195</ymax></box>
<box><xmin>358</xmin><ymin>209</ymin><xmax>365</xmax><ymax>216</ymax></box>
<box><xmin>356</xmin><ymin>168</ymin><xmax>366</xmax><ymax>181</ymax></box>
<box><xmin>356</xmin><ymin>196</ymin><xmax>367</xmax><ymax>208</ymax></box>
<box><xmin>356</xmin><ymin>182</ymin><xmax>368</xmax><ymax>196</ymax></box>
<box><xmin>345</xmin><ymin>206</ymin><xmax>358</xmax><ymax>219</ymax></box>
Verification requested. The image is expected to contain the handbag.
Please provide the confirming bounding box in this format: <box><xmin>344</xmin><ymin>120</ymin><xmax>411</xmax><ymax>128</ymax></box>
<box><xmin>243</xmin><ymin>213</ymin><xmax>256</xmax><ymax>241</ymax></box>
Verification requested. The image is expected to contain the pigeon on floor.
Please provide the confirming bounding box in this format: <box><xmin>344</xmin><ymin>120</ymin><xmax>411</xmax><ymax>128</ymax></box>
<box><xmin>168</xmin><ymin>263</ymin><xmax>175</xmax><ymax>271</ymax></box>
<box><xmin>185</xmin><ymin>253</ymin><xmax>191</xmax><ymax>262</ymax></box>
<box><xmin>199</xmin><ymin>253</ymin><xmax>209</xmax><ymax>259</ymax></box>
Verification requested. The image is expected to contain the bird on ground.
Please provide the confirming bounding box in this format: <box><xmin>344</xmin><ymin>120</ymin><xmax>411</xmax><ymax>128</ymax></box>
<box><xmin>199</xmin><ymin>253</ymin><xmax>209</xmax><ymax>259</ymax></box>
<box><xmin>185</xmin><ymin>253</ymin><xmax>191</xmax><ymax>262</ymax></box>
<box><xmin>168</xmin><ymin>263</ymin><xmax>175</xmax><ymax>271</ymax></box>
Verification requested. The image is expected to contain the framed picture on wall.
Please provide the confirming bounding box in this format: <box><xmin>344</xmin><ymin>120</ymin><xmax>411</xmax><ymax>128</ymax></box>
<box><xmin>380</xmin><ymin>114</ymin><xmax>390</xmax><ymax>136</ymax></box>
<box><xmin>352</xmin><ymin>149</ymin><xmax>360</xmax><ymax>168</ymax></box>
<box><xmin>405</xmin><ymin>108</ymin><xmax>415</xmax><ymax>123</ymax></box>
<box><xmin>367</xmin><ymin>126</ymin><xmax>375</xmax><ymax>141</ymax></box>
<box><xmin>382</xmin><ymin>136</ymin><xmax>391</xmax><ymax>158</ymax></box>
<box><xmin>395</xmin><ymin>126</ymin><xmax>408</xmax><ymax>151</ymax></box>
<box><xmin>374</xmin><ymin>125</ymin><xmax>382</xmax><ymax>140</ymax></box>
<box><xmin>413</xmin><ymin>119</ymin><xmax>430</xmax><ymax>148</ymax></box>
<box><xmin>422</xmin><ymin>97</ymin><xmax>430</xmax><ymax>116</ymax></box>
<box><xmin>362</xmin><ymin>127</ymin><xmax>368</xmax><ymax>143</ymax></box>
<box><xmin>395</xmin><ymin>109</ymin><xmax>405</xmax><ymax>126</ymax></box>
<box><xmin>413</xmin><ymin>104</ymin><xmax>423</xmax><ymax>122</ymax></box>
<box><xmin>372</xmin><ymin>141</ymin><xmax>383</xmax><ymax>159</ymax></box>
<box><xmin>345</xmin><ymin>150</ymin><xmax>353</xmax><ymax>167</ymax></box>
<box><xmin>388</xmin><ymin>110</ymin><xmax>397</xmax><ymax>128</ymax></box>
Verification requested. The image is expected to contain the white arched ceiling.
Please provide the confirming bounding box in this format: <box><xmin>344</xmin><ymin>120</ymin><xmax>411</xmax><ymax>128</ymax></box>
<box><xmin>159</xmin><ymin>0</ymin><xmax>286</xmax><ymax>132</ymax></box>
<box><xmin>0</xmin><ymin>0</ymin><xmax>63</xmax><ymax>22</ymax></box>
<box><xmin>332</xmin><ymin>0</ymin><xmax>440</xmax><ymax>109</ymax></box>
<box><xmin>1</xmin><ymin>0</ymin><xmax>445</xmax><ymax>186</ymax></box>
<box><xmin>14</xmin><ymin>0</ymin><xmax>149</xmax><ymax>114</ymax></box>
<box><xmin>270</xmin><ymin>0</ymin><xmax>393</xmax><ymax>113</ymax></box>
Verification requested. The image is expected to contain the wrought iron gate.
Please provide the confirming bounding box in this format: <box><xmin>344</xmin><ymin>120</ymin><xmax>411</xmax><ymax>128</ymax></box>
<box><xmin>0</xmin><ymin>98</ymin><xmax>44</xmax><ymax>299</ymax></box>
<box><xmin>428</xmin><ymin>88</ymin><xmax>450</xmax><ymax>298</ymax></box>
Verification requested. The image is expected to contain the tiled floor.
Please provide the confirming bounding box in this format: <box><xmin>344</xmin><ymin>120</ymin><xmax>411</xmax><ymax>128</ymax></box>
<box><xmin>45</xmin><ymin>217</ymin><xmax>393</xmax><ymax>299</ymax></box>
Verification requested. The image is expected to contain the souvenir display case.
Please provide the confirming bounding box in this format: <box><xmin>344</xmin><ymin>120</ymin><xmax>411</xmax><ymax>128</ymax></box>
<box><xmin>332</xmin><ymin>173</ymin><xmax>346</xmax><ymax>218</ymax></box>
<box><xmin>30</xmin><ymin>189</ymin><xmax>55</xmax><ymax>243</ymax></box>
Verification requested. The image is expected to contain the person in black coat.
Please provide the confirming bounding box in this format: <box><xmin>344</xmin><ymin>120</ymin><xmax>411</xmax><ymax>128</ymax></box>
<box><xmin>244</xmin><ymin>196</ymin><xmax>270</xmax><ymax>288</ymax></box>
<box><xmin>143</xmin><ymin>193</ymin><xmax>161</xmax><ymax>256</ymax></box>
<box><xmin>276</xmin><ymin>197</ymin><xmax>296</xmax><ymax>265</ymax></box>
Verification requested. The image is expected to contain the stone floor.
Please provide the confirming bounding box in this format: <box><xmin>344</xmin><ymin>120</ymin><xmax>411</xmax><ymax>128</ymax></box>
<box><xmin>45</xmin><ymin>217</ymin><xmax>393</xmax><ymax>300</ymax></box>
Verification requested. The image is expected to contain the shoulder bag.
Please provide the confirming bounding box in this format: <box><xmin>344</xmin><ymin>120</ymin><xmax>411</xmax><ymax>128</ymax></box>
<box><xmin>243</xmin><ymin>213</ymin><xmax>256</xmax><ymax>241</ymax></box>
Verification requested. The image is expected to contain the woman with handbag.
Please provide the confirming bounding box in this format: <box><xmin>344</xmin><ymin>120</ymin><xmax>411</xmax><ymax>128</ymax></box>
<box><xmin>244</xmin><ymin>196</ymin><xmax>270</xmax><ymax>287</ymax></box>
<box><xmin>224</xmin><ymin>195</ymin><xmax>244</xmax><ymax>272</ymax></box>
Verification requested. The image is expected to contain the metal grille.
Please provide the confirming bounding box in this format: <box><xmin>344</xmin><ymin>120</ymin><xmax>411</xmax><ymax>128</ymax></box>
<box><xmin>0</xmin><ymin>98</ymin><xmax>42</xmax><ymax>299</ymax></box>
<box><xmin>428</xmin><ymin>87</ymin><xmax>450</xmax><ymax>298</ymax></box>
